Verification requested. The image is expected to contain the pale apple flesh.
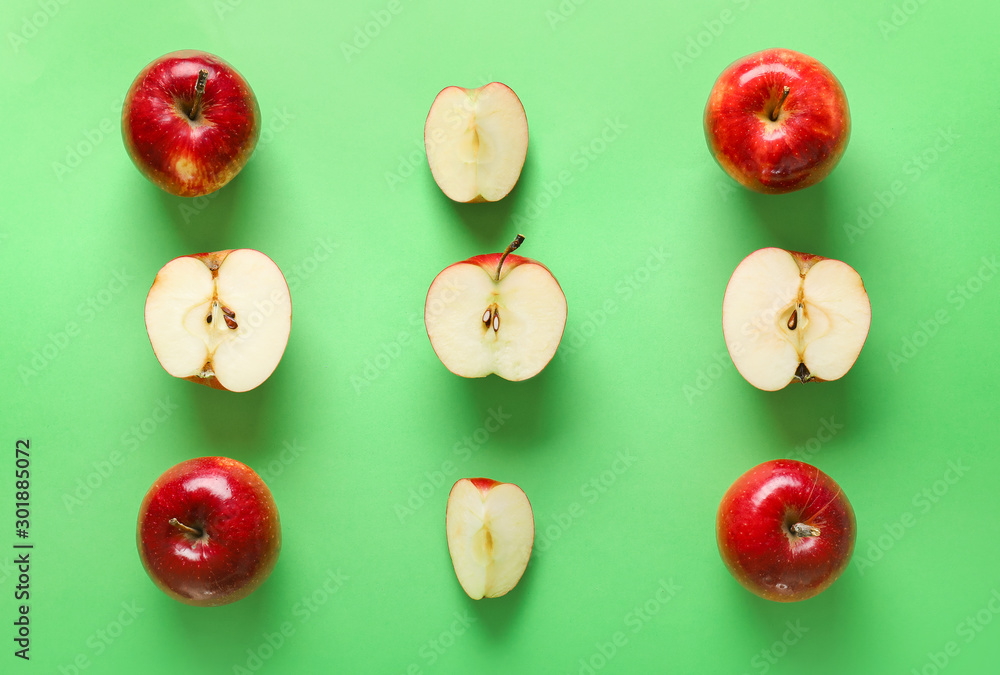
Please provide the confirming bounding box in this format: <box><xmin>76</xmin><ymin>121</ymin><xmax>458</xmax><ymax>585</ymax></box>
<box><xmin>446</xmin><ymin>478</ymin><xmax>534</xmax><ymax>600</ymax></box>
<box><xmin>722</xmin><ymin>248</ymin><xmax>870</xmax><ymax>391</ymax></box>
<box><xmin>144</xmin><ymin>249</ymin><xmax>292</xmax><ymax>392</ymax></box>
<box><xmin>424</xmin><ymin>82</ymin><xmax>528</xmax><ymax>203</ymax></box>
<box><xmin>425</xmin><ymin>238</ymin><xmax>567</xmax><ymax>381</ymax></box>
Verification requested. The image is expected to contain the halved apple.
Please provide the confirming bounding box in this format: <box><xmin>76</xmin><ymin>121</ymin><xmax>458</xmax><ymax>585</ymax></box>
<box><xmin>424</xmin><ymin>235</ymin><xmax>567</xmax><ymax>381</ymax></box>
<box><xmin>722</xmin><ymin>247</ymin><xmax>870</xmax><ymax>391</ymax></box>
<box><xmin>446</xmin><ymin>478</ymin><xmax>534</xmax><ymax>600</ymax></box>
<box><xmin>144</xmin><ymin>249</ymin><xmax>292</xmax><ymax>392</ymax></box>
<box><xmin>424</xmin><ymin>82</ymin><xmax>528</xmax><ymax>203</ymax></box>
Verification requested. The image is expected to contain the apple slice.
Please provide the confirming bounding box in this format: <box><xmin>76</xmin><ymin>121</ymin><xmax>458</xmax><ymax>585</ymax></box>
<box><xmin>425</xmin><ymin>235</ymin><xmax>567</xmax><ymax>381</ymax></box>
<box><xmin>722</xmin><ymin>248</ymin><xmax>870</xmax><ymax>391</ymax></box>
<box><xmin>144</xmin><ymin>249</ymin><xmax>292</xmax><ymax>392</ymax></box>
<box><xmin>446</xmin><ymin>478</ymin><xmax>534</xmax><ymax>600</ymax></box>
<box><xmin>424</xmin><ymin>82</ymin><xmax>528</xmax><ymax>202</ymax></box>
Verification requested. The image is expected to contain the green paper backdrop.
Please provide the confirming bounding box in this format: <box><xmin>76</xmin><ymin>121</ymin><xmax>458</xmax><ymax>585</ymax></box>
<box><xmin>2</xmin><ymin>0</ymin><xmax>998</xmax><ymax>673</ymax></box>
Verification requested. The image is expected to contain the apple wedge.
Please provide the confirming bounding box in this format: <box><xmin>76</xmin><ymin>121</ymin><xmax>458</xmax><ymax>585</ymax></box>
<box><xmin>144</xmin><ymin>249</ymin><xmax>292</xmax><ymax>392</ymax></box>
<box><xmin>424</xmin><ymin>82</ymin><xmax>528</xmax><ymax>202</ymax></box>
<box><xmin>446</xmin><ymin>478</ymin><xmax>534</xmax><ymax>600</ymax></box>
<box><xmin>425</xmin><ymin>235</ymin><xmax>567</xmax><ymax>381</ymax></box>
<box><xmin>722</xmin><ymin>248</ymin><xmax>870</xmax><ymax>391</ymax></box>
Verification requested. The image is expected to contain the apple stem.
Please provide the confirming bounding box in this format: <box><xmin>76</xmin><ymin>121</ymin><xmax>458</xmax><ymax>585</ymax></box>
<box><xmin>770</xmin><ymin>86</ymin><xmax>790</xmax><ymax>122</ymax></box>
<box><xmin>169</xmin><ymin>518</ymin><xmax>202</xmax><ymax>537</ymax></box>
<box><xmin>790</xmin><ymin>522</ymin><xmax>820</xmax><ymax>538</ymax></box>
<box><xmin>188</xmin><ymin>70</ymin><xmax>209</xmax><ymax>120</ymax></box>
<box><xmin>496</xmin><ymin>234</ymin><xmax>525</xmax><ymax>281</ymax></box>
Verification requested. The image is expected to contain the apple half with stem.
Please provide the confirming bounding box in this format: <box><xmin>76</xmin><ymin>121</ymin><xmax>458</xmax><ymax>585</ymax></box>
<box><xmin>446</xmin><ymin>478</ymin><xmax>534</xmax><ymax>600</ymax></box>
<box><xmin>122</xmin><ymin>50</ymin><xmax>261</xmax><ymax>197</ymax></box>
<box><xmin>137</xmin><ymin>456</ymin><xmax>281</xmax><ymax>606</ymax></box>
<box><xmin>704</xmin><ymin>48</ymin><xmax>850</xmax><ymax>194</ymax></box>
<box><xmin>717</xmin><ymin>459</ymin><xmax>856</xmax><ymax>602</ymax></box>
<box><xmin>144</xmin><ymin>249</ymin><xmax>292</xmax><ymax>392</ymax></box>
<box><xmin>425</xmin><ymin>235</ymin><xmax>567</xmax><ymax>381</ymax></box>
<box><xmin>722</xmin><ymin>247</ymin><xmax>870</xmax><ymax>391</ymax></box>
<box><xmin>424</xmin><ymin>82</ymin><xmax>528</xmax><ymax>202</ymax></box>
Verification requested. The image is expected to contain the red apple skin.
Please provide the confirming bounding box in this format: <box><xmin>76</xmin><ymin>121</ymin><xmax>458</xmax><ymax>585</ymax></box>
<box><xmin>704</xmin><ymin>48</ymin><xmax>850</xmax><ymax>194</ymax></box>
<box><xmin>468</xmin><ymin>477</ymin><xmax>501</xmax><ymax>494</ymax></box>
<box><xmin>716</xmin><ymin>459</ymin><xmax>855</xmax><ymax>602</ymax></box>
<box><xmin>122</xmin><ymin>50</ymin><xmax>260</xmax><ymax>197</ymax></box>
<box><xmin>137</xmin><ymin>457</ymin><xmax>280</xmax><ymax>607</ymax></box>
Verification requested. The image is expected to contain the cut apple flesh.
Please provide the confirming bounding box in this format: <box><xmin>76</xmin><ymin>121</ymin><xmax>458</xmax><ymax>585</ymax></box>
<box><xmin>144</xmin><ymin>249</ymin><xmax>292</xmax><ymax>392</ymax></box>
<box><xmin>446</xmin><ymin>478</ymin><xmax>534</xmax><ymax>600</ymax></box>
<box><xmin>425</xmin><ymin>257</ymin><xmax>566</xmax><ymax>381</ymax></box>
<box><xmin>424</xmin><ymin>82</ymin><xmax>528</xmax><ymax>202</ymax></box>
<box><xmin>722</xmin><ymin>248</ymin><xmax>870</xmax><ymax>391</ymax></box>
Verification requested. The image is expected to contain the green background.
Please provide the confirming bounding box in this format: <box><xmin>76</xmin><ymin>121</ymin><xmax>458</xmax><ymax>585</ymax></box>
<box><xmin>2</xmin><ymin>0</ymin><xmax>998</xmax><ymax>673</ymax></box>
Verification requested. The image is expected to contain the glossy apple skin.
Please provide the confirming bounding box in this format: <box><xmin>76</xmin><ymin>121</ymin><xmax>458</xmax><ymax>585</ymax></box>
<box><xmin>705</xmin><ymin>48</ymin><xmax>850</xmax><ymax>194</ymax></box>
<box><xmin>122</xmin><ymin>50</ymin><xmax>260</xmax><ymax>197</ymax></box>
<box><xmin>137</xmin><ymin>457</ymin><xmax>280</xmax><ymax>607</ymax></box>
<box><xmin>717</xmin><ymin>459</ymin><xmax>855</xmax><ymax>602</ymax></box>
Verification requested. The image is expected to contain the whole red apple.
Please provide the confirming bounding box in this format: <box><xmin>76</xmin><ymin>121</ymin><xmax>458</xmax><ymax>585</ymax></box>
<box><xmin>704</xmin><ymin>48</ymin><xmax>850</xmax><ymax>194</ymax></box>
<box><xmin>122</xmin><ymin>50</ymin><xmax>260</xmax><ymax>197</ymax></box>
<box><xmin>716</xmin><ymin>459</ymin><xmax>855</xmax><ymax>602</ymax></box>
<box><xmin>137</xmin><ymin>457</ymin><xmax>280</xmax><ymax>607</ymax></box>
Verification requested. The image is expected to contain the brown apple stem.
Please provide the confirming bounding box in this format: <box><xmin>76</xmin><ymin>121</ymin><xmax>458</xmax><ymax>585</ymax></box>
<box><xmin>496</xmin><ymin>234</ymin><xmax>525</xmax><ymax>281</ymax></box>
<box><xmin>770</xmin><ymin>86</ymin><xmax>791</xmax><ymax>121</ymax></box>
<box><xmin>790</xmin><ymin>522</ymin><xmax>820</xmax><ymax>538</ymax></box>
<box><xmin>188</xmin><ymin>70</ymin><xmax>209</xmax><ymax>120</ymax></box>
<box><xmin>169</xmin><ymin>518</ymin><xmax>202</xmax><ymax>537</ymax></box>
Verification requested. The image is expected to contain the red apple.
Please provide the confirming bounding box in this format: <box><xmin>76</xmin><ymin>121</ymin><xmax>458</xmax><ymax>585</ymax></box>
<box><xmin>722</xmin><ymin>247</ymin><xmax>871</xmax><ymax>391</ymax></box>
<box><xmin>122</xmin><ymin>50</ymin><xmax>260</xmax><ymax>197</ymax></box>
<box><xmin>137</xmin><ymin>457</ymin><xmax>280</xmax><ymax>607</ymax></box>
<box><xmin>704</xmin><ymin>48</ymin><xmax>850</xmax><ymax>194</ymax></box>
<box><xmin>716</xmin><ymin>459</ymin><xmax>855</xmax><ymax>602</ymax></box>
<box><xmin>144</xmin><ymin>249</ymin><xmax>293</xmax><ymax>392</ymax></box>
<box><xmin>446</xmin><ymin>478</ymin><xmax>534</xmax><ymax>599</ymax></box>
<box><xmin>424</xmin><ymin>235</ymin><xmax>567</xmax><ymax>381</ymax></box>
<box><xmin>424</xmin><ymin>82</ymin><xmax>529</xmax><ymax>202</ymax></box>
